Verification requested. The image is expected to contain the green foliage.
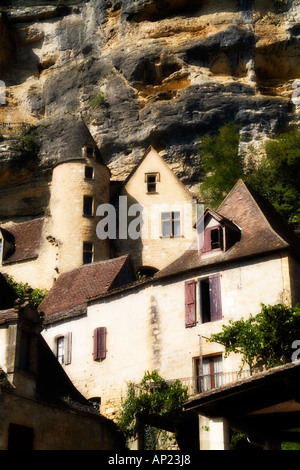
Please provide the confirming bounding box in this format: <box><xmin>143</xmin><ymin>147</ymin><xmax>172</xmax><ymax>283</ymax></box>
<box><xmin>117</xmin><ymin>371</ymin><xmax>189</xmax><ymax>446</ymax></box>
<box><xmin>209</xmin><ymin>303</ymin><xmax>300</xmax><ymax>371</ymax></box>
<box><xmin>246</xmin><ymin>128</ymin><xmax>300</xmax><ymax>228</ymax></box>
<box><xmin>17</xmin><ymin>126</ymin><xmax>39</xmax><ymax>153</ymax></box>
<box><xmin>90</xmin><ymin>92</ymin><xmax>106</xmax><ymax>108</ymax></box>
<box><xmin>199</xmin><ymin>124</ymin><xmax>300</xmax><ymax>228</ymax></box>
<box><xmin>6</xmin><ymin>275</ymin><xmax>48</xmax><ymax>307</ymax></box>
<box><xmin>199</xmin><ymin>121</ymin><xmax>242</xmax><ymax>208</ymax></box>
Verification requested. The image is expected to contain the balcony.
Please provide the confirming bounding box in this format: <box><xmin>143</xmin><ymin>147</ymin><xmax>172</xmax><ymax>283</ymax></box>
<box><xmin>134</xmin><ymin>370</ymin><xmax>253</xmax><ymax>398</ymax></box>
<box><xmin>176</xmin><ymin>369</ymin><xmax>252</xmax><ymax>396</ymax></box>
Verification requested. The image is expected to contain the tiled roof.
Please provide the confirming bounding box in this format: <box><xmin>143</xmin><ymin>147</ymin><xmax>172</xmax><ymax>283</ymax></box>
<box><xmin>156</xmin><ymin>179</ymin><xmax>300</xmax><ymax>279</ymax></box>
<box><xmin>1</xmin><ymin>217</ymin><xmax>44</xmax><ymax>264</ymax></box>
<box><xmin>39</xmin><ymin>255</ymin><xmax>134</xmax><ymax>317</ymax></box>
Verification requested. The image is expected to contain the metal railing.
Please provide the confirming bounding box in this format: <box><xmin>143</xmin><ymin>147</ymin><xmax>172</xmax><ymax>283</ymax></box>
<box><xmin>176</xmin><ymin>370</ymin><xmax>252</xmax><ymax>396</ymax></box>
<box><xmin>134</xmin><ymin>370</ymin><xmax>253</xmax><ymax>398</ymax></box>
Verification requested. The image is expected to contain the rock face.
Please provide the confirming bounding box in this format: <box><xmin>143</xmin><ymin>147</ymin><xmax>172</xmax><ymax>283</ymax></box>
<box><xmin>0</xmin><ymin>0</ymin><xmax>300</xmax><ymax>219</ymax></box>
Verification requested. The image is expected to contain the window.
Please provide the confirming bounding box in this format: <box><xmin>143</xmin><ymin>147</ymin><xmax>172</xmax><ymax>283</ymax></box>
<box><xmin>184</xmin><ymin>280</ymin><xmax>196</xmax><ymax>327</ymax></box>
<box><xmin>18</xmin><ymin>330</ymin><xmax>36</xmax><ymax>374</ymax></box>
<box><xmin>195</xmin><ymin>355</ymin><xmax>223</xmax><ymax>393</ymax></box>
<box><xmin>86</xmin><ymin>146</ymin><xmax>95</xmax><ymax>158</ymax></box>
<box><xmin>184</xmin><ymin>275</ymin><xmax>222</xmax><ymax>328</ymax></box>
<box><xmin>56</xmin><ymin>333</ymin><xmax>72</xmax><ymax>365</ymax></box>
<box><xmin>145</xmin><ymin>173</ymin><xmax>159</xmax><ymax>193</ymax></box>
<box><xmin>84</xmin><ymin>166</ymin><xmax>94</xmax><ymax>180</ymax></box>
<box><xmin>199</xmin><ymin>275</ymin><xmax>222</xmax><ymax>323</ymax></box>
<box><xmin>83</xmin><ymin>196</ymin><xmax>94</xmax><ymax>216</ymax></box>
<box><xmin>83</xmin><ymin>242</ymin><xmax>93</xmax><ymax>264</ymax></box>
<box><xmin>202</xmin><ymin>226</ymin><xmax>223</xmax><ymax>253</ymax></box>
<box><xmin>161</xmin><ymin>212</ymin><xmax>181</xmax><ymax>238</ymax></box>
<box><xmin>7</xmin><ymin>424</ymin><xmax>34</xmax><ymax>450</ymax></box>
<box><xmin>93</xmin><ymin>327</ymin><xmax>107</xmax><ymax>361</ymax></box>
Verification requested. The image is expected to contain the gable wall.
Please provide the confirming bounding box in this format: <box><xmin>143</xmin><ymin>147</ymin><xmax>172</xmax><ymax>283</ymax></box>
<box><xmin>115</xmin><ymin>148</ymin><xmax>197</xmax><ymax>271</ymax></box>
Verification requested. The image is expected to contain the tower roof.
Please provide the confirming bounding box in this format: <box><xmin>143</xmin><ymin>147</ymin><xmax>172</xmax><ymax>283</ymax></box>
<box><xmin>37</xmin><ymin>115</ymin><xmax>106</xmax><ymax>168</ymax></box>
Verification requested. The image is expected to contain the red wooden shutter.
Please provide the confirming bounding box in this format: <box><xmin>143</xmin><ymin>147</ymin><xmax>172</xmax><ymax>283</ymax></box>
<box><xmin>209</xmin><ymin>275</ymin><xmax>222</xmax><ymax>321</ymax></box>
<box><xmin>64</xmin><ymin>332</ymin><xmax>72</xmax><ymax>365</ymax></box>
<box><xmin>93</xmin><ymin>327</ymin><xmax>107</xmax><ymax>360</ymax></box>
<box><xmin>185</xmin><ymin>280</ymin><xmax>196</xmax><ymax>327</ymax></box>
<box><xmin>201</xmin><ymin>229</ymin><xmax>211</xmax><ymax>253</ymax></box>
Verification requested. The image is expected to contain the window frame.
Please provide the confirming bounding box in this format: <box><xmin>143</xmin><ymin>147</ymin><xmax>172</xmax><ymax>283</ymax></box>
<box><xmin>202</xmin><ymin>225</ymin><xmax>223</xmax><ymax>253</ymax></box>
<box><xmin>83</xmin><ymin>242</ymin><xmax>94</xmax><ymax>264</ymax></box>
<box><xmin>83</xmin><ymin>195</ymin><xmax>94</xmax><ymax>217</ymax></box>
<box><xmin>56</xmin><ymin>336</ymin><xmax>65</xmax><ymax>364</ymax></box>
<box><xmin>161</xmin><ymin>211</ymin><xmax>181</xmax><ymax>238</ymax></box>
<box><xmin>194</xmin><ymin>354</ymin><xmax>224</xmax><ymax>393</ymax></box>
<box><xmin>145</xmin><ymin>172</ymin><xmax>160</xmax><ymax>194</ymax></box>
<box><xmin>56</xmin><ymin>333</ymin><xmax>72</xmax><ymax>365</ymax></box>
<box><xmin>198</xmin><ymin>274</ymin><xmax>222</xmax><ymax>323</ymax></box>
<box><xmin>84</xmin><ymin>165</ymin><xmax>94</xmax><ymax>181</ymax></box>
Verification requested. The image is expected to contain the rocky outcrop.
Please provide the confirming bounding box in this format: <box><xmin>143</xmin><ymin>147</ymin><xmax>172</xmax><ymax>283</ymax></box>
<box><xmin>0</xmin><ymin>0</ymin><xmax>300</xmax><ymax>219</ymax></box>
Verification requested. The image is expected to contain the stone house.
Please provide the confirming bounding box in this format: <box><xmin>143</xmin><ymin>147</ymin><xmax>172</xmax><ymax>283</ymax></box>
<box><xmin>112</xmin><ymin>145</ymin><xmax>197</xmax><ymax>274</ymax></box>
<box><xmin>0</xmin><ymin>121</ymin><xmax>197</xmax><ymax>289</ymax></box>
<box><xmin>40</xmin><ymin>180</ymin><xmax>300</xmax><ymax>448</ymax></box>
<box><xmin>0</xmin><ymin>118</ymin><xmax>111</xmax><ymax>290</ymax></box>
<box><xmin>0</xmin><ymin>276</ymin><xmax>125</xmax><ymax>450</ymax></box>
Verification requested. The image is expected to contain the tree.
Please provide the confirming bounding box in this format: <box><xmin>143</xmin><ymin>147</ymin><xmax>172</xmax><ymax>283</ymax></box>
<box><xmin>209</xmin><ymin>303</ymin><xmax>300</xmax><ymax>372</ymax></box>
<box><xmin>199</xmin><ymin>121</ymin><xmax>242</xmax><ymax>208</ymax></box>
<box><xmin>117</xmin><ymin>371</ymin><xmax>190</xmax><ymax>449</ymax></box>
<box><xmin>6</xmin><ymin>275</ymin><xmax>48</xmax><ymax>307</ymax></box>
<box><xmin>246</xmin><ymin>127</ymin><xmax>300</xmax><ymax>228</ymax></box>
<box><xmin>199</xmin><ymin>124</ymin><xmax>300</xmax><ymax>228</ymax></box>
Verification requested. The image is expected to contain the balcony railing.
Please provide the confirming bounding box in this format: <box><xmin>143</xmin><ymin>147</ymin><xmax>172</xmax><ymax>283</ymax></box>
<box><xmin>176</xmin><ymin>369</ymin><xmax>252</xmax><ymax>396</ymax></box>
<box><xmin>134</xmin><ymin>370</ymin><xmax>253</xmax><ymax>398</ymax></box>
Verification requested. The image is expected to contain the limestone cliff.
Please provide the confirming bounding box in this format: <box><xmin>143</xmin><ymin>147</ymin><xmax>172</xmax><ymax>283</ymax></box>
<box><xmin>0</xmin><ymin>0</ymin><xmax>300</xmax><ymax>219</ymax></box>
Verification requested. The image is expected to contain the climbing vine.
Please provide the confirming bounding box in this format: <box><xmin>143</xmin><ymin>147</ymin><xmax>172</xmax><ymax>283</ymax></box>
<box><xmin>117</xmin><ymin>371</ymin><xmax>189</xmax><ymax>448</ymax></box>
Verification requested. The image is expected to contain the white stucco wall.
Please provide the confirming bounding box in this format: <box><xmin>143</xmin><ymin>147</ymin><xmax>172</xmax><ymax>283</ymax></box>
<box><xmin>42</xmin><ymin>251</ymin><xmax>296</xmax><ymax>420</ymax></box>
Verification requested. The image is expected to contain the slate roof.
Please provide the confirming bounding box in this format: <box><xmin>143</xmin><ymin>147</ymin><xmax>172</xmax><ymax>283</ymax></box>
<box><xmin>0</xmin><ymin>217</ymin><xmax>44</xmax><ymax>264</ymax></box>
<box><xmin>156</xmin><ymin>179</ymin><xmax>300</xmax><ymax>279</ymax></box>
<box><xmin>37</xmin><ymin>115</ymin><xmax>106</xmax><ymax>168</ymax></box>
<box><xmin>39</xmin><ymin>255</ymin><xmax>134</xmax><ymax>317</ymax></box>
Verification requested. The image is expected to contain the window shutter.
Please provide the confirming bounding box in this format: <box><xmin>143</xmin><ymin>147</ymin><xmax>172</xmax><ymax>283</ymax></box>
<box><xmin>185</xmin><ymin>280</ymin><xmax>196</xmax><ymax>327</ymax></box>
<box><xmin>93</xmin><ymin>327</ymin><xmax>107</xmax><ymax>360</ymax></box>
<box><xmin>209</xmin><ymin>275</ymin><xmax>222</xmax><ymax>321</ymax></box>
<box><xmin>201</xmin><ymin>229</ymin><xmax>211</xmax><ymax>253</ymax></box>
<box><xmin>64</xmin><ymin>332</ymin><xmax>72</xmax><ymax>365</ymax></box>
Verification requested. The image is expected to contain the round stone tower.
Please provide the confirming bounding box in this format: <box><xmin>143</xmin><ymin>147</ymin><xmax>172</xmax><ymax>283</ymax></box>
<box><xmin>45</xmin><ymin>116</ymin><xmax>110</xmax><ymax>276</ymax></box>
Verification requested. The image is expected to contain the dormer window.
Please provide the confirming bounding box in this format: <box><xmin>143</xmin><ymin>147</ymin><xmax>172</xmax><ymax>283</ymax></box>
<box><xmin>210</xmin><ymin>227</ymin><xmax>222</xmax><ymax>250</ymax></box>
<box><xmin>202</xmin><ymin>226</ymin><xmax>223</xmax><ymax>253</ymax></box>
<box><xmin>145</xmin><ymin>173</ymin><xmax>159</xmax><ymax>194</ymax></box>
<box><xmin>86</xmin><ymin>146</ymin><xmax>95</xmax><ymax>158</ymax></box>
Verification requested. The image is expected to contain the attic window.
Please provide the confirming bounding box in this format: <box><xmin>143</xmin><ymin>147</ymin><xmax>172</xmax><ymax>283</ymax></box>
<box><xmin>202</xmin><ymin>226</ymin><xmax>223</xmax><ymax>253</ymax></box>
<box><xmin>145</xmin><ymin>173</ymin><xmax>159</xmax><ymax>193</ymax></box>
<box><xmin>86</xmin><ymin>146</ymin><xmax>95</xmax><ymax>158</ymax></box>
<box><xmin>211</xmin><ymin>228</ymin><xmax>221</xmax><ymax>250</ymax></box>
